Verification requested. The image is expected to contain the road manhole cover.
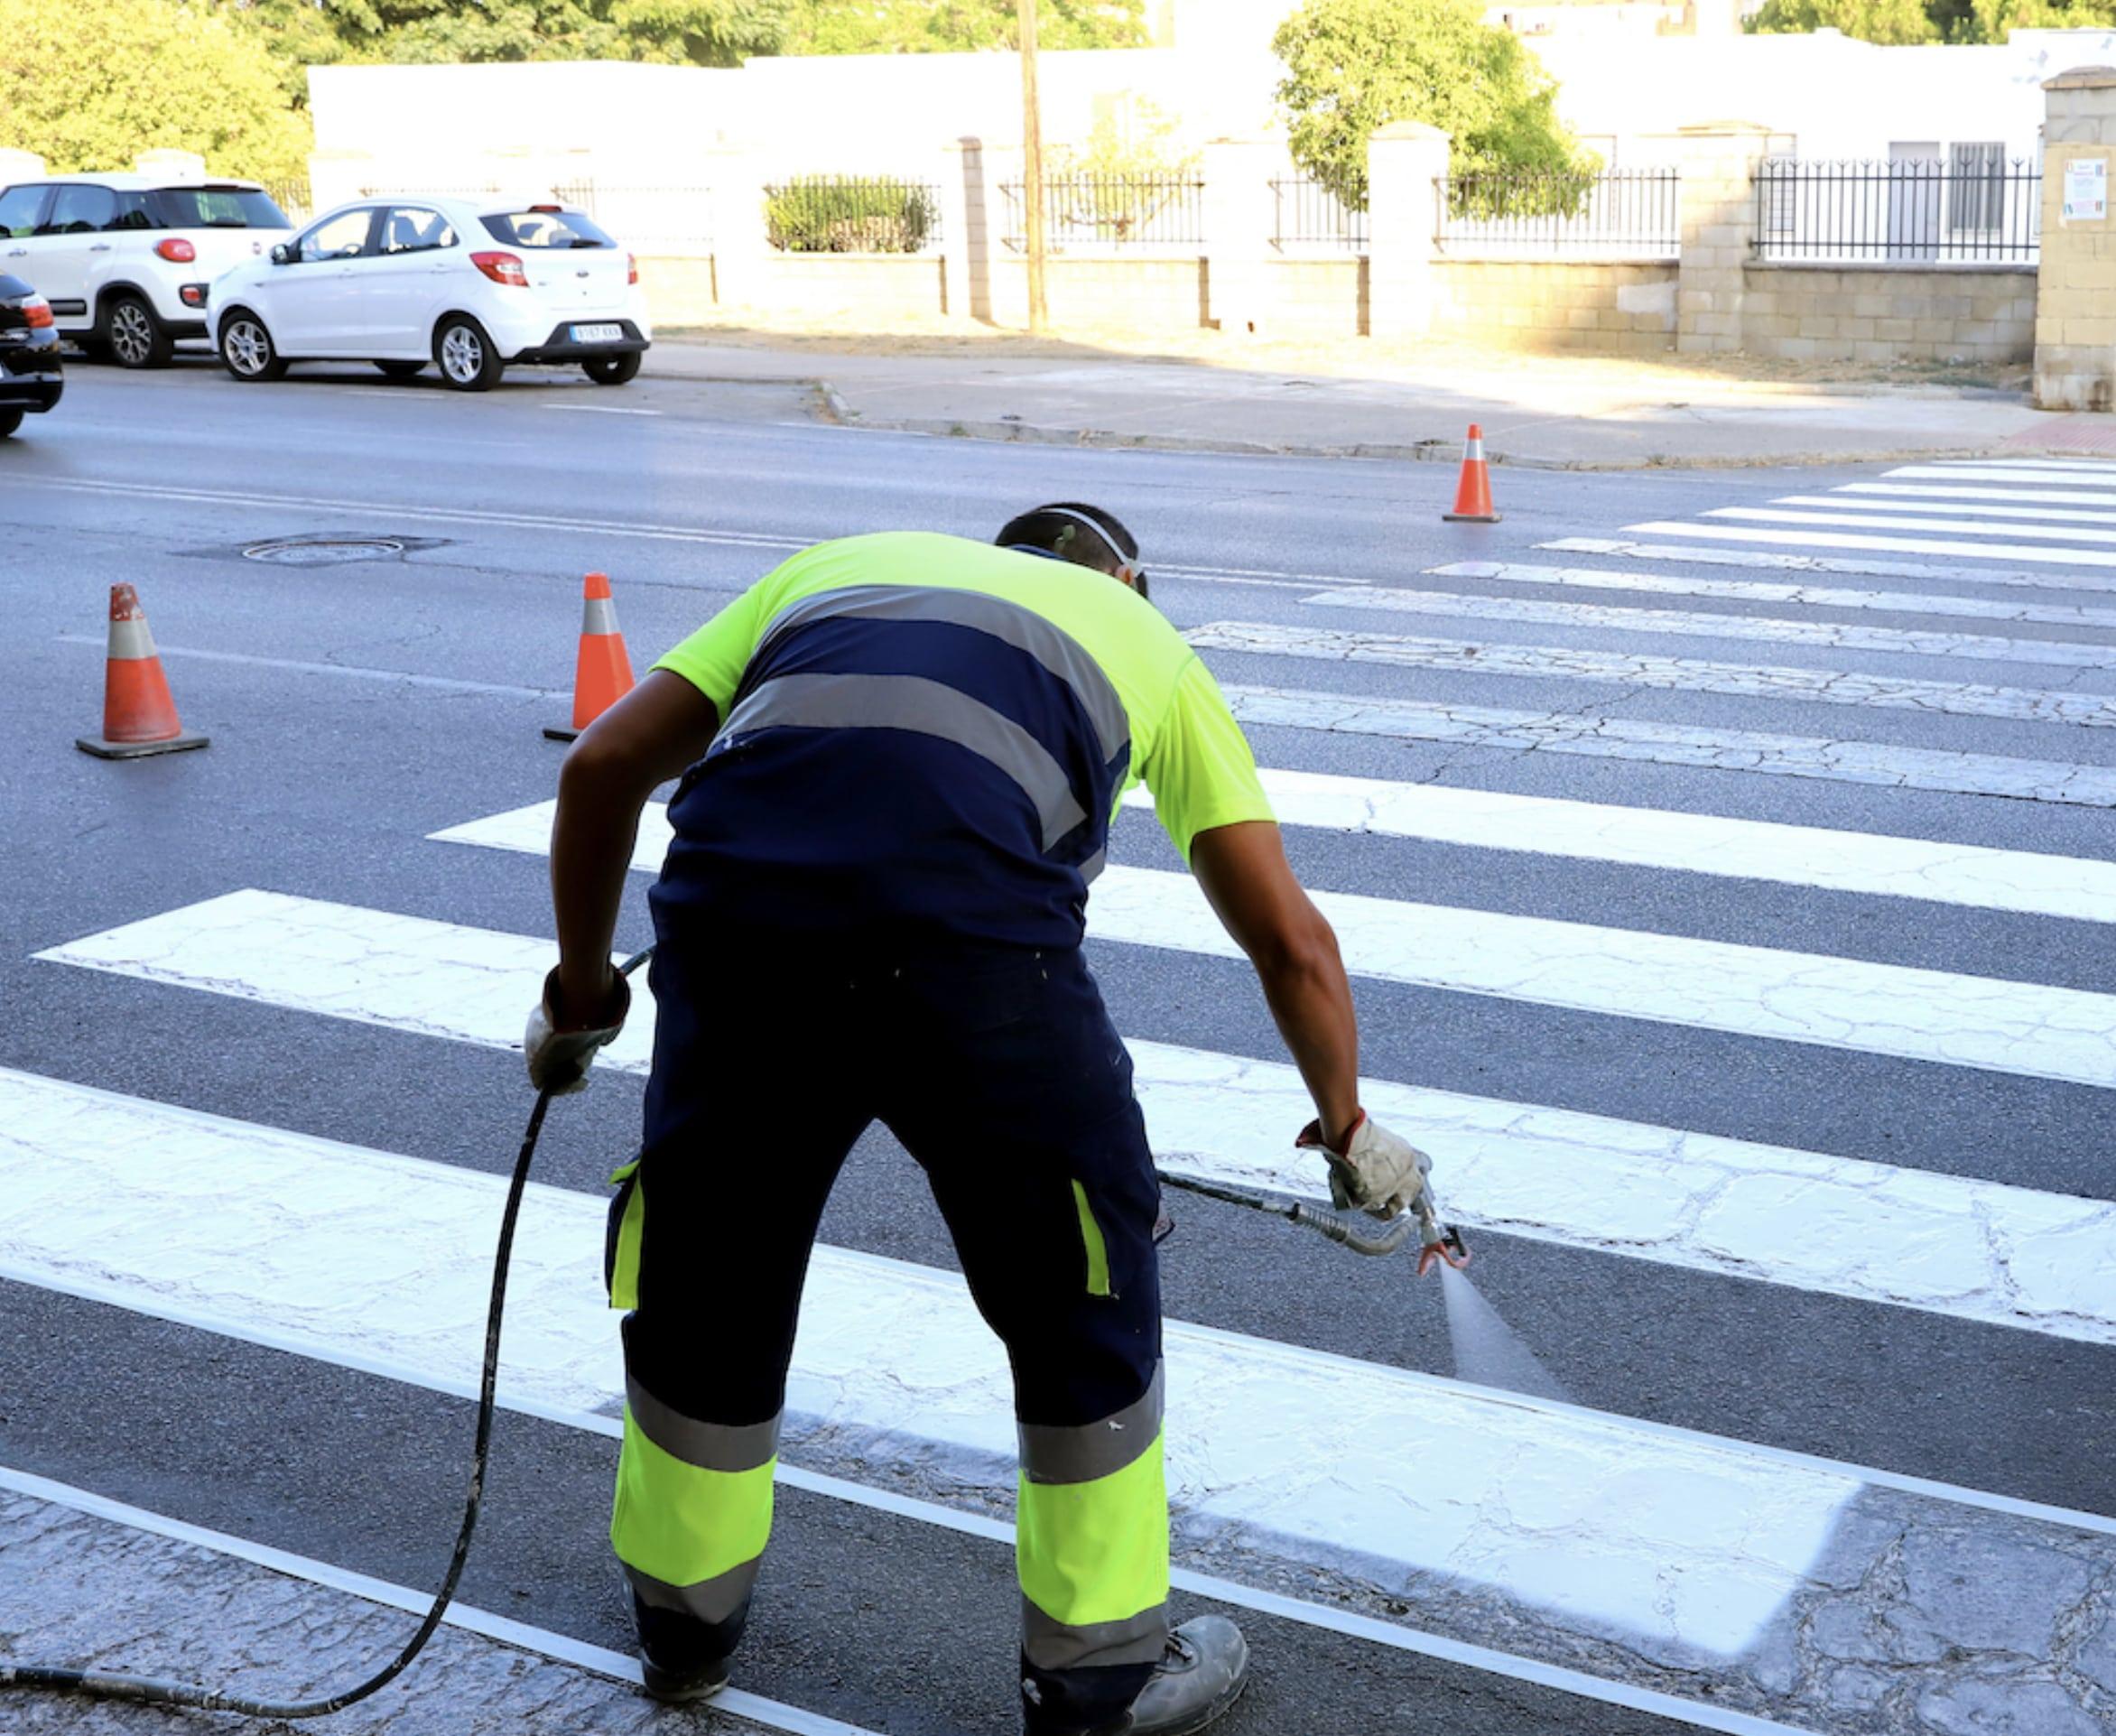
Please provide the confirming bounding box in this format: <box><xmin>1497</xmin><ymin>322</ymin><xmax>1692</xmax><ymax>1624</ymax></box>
<box><xmin>243</xmin><ymin>537</ymin><xmax>409</xmax><ymax>566</ymax></box>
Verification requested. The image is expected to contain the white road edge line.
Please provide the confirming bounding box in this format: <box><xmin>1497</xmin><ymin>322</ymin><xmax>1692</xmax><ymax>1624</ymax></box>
<box><xmin>0</xmin><ymin>1463</ymin><xmax>877</xmax><ymax>1736</ymax></box>
<box><xmin>543</xmin><ymin>404</ymin><xmax>663</xmax><ymax>416</ymax></box>
<box><xmin>0</xmin><ymin>1439</ymin><xmax>1817</xmax><ymax>1736</ymax></box>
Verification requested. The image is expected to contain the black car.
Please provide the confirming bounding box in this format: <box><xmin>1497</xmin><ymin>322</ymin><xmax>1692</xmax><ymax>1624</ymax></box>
<box><xmin>0</xmin><ymin>273</ymin><xmax>63</xmax><ymax>438</ymax></box>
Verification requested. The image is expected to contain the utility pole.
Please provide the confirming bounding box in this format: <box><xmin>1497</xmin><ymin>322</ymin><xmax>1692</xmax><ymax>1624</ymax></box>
<box><xmin>1017</xmin><ymin>0</ymin><xmax>1049</xmax><ymax>334</ymax></box>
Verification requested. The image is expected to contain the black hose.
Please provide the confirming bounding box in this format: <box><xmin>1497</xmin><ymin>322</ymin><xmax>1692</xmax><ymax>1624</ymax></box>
<box><xmin>0</xmin><ymin>947</ymin><xmax>654</xmax><ymax>1721</ymax></box>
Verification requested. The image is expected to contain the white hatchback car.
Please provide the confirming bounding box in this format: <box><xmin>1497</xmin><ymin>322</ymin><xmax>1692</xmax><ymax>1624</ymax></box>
<box><xmin>211</xmin><ymin>196</ymin><xmax>652</xmax><ymax>391</ymax></box>
<box><xmin>0</xmin><ymin>174</ymin><xmax>292</xmax><ymax>367</ymax></box>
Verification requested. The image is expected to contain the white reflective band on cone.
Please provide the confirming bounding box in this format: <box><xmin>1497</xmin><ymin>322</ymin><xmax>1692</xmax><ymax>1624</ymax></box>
<box><xmin>1465</xmin><ymin>438</ymin><xmax>1485</xmax><ymax>460</ymax></box>
<box><xmin>107</xmin><ymin>617</ymin><xmax>158</xmax><ymax>663</ymax></box>
<box><xmin>581</xmin><ymin>597</ymin><xmax>621</xmax><ymax>636</ymax></box>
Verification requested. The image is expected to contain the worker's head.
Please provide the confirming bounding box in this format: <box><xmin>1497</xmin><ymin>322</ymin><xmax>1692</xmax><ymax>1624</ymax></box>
<box><xmin>996</xmin><ymin>502</ymin><xmax>1149</xmax><ymax>603</ymax></box>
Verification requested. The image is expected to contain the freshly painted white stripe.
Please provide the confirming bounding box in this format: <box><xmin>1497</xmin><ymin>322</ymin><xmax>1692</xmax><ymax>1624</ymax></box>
<box><xmin>1094</xmin><ymin>864</ymin><xmax>2116</xmax><ymax>1087</ymax></box>
<box><xmin>447</xmin><ymin>783</ymin><xmax>2116</xmax><ymax>926</ymax></box>
<box><xmin>1712</xmin><ymin>506</ymin><xmax>2116</xmax><ymax>548</ymax></box>
<box><xmin>0</xmin><ymin>1466</ymin><xmax>1819</xmax><ymax>1736</ymax></box>
<box><xmin>1621</xmin><ymin>520</ymin><xmax>2116</xmax><ymax>570</ymax></box>
<box><xmin>1887</xmin><ymin>465</ymin><xmax>2116</xmax><ymax>487</ymax></box>
<box><xmin>39</xmin><ymin>889</ymin><xmax>2116</xmax><ymax>1344</ymax></box>
<box><xmin>1221</xmin><ymin>682</ymin><xmax>2116</xmax><ymax>808</ymax></box>
<box><xmin>1840</xmin><ymin>482</ymin><xmax>2116</xmax><ymax>510</ymax></box>
<box><xmin>1428</xmin><ymin>560</ymin><xmax>2116</xmax><ymax>630</ymax></box>
<box><xmin>1185</xmin><ymin>619</ymin><xmax>2116</xmax><ymax>731</ymax></box>
<box><xmin>543</xmin><ymin>403</ymin><xmax>662</xmax><ymax>416</ymax></box>
<box><xmin>50</xmin><ymin>880</ymin><xmax>2116</xmax><ymax>1090</ymax></box>
<box><xmin>0</xmin><ymin>1465</ymin><xmax>877</xmax><ymax>1736</ymax></box>
<box><xmin>0</xmin><ymin>1067</ymin><xmax>1855</xmax><ymax>1660</ymax></box>
<box><xmin>1300</xmin><ymin>584</ymin><xmax>2116</xmax><ymax>670</ymax></box>
<box><xmin>1539</xmin><ymin>537</ymin><xmax>2116</xmax><ymax>595</ymax></box>
<box><xmin>1789</xmin><ymin>491</ymin><xmax>2116</xmax><ymax>527</ymax></box>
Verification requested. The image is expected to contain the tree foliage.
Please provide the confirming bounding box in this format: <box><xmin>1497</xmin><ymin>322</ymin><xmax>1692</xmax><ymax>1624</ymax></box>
<box><xmin>0</xmin><ymin>1</ymin><xmax>312</xmax><ymax>181</ymax></box>
<box><xmin>1747</xmin><ymin>0</ymin><xmax>2116</xmax><ymax>41</ymax></box>
<box><xmin>782</xmin><ymin>0</ymin><xmax>1144</xmax><ymax>52</ymax></box>
<box><xmin>1274</xmin><ymin>0</ymin><xmax>1582</xmax><ymax>209</ymax></box>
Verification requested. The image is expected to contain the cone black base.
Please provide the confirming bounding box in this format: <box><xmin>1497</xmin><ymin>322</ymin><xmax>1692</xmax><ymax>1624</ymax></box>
<box><xmin>77</xmin><ymin>731</ymin><xmax>210</xmax><ymax>760</ymax></box>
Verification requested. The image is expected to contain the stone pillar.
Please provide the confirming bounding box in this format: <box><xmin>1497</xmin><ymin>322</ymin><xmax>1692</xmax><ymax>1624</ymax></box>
<box><xmin>939</xmin><ymin>137</ymin><xmax>992</xmax><ymax>323</ymax></box>
<box><xmin>1202</xmin><ymin>139</ymin><xmax>1279</xmax><ymax>337</ymax></box>
<box><xmin>1365</xmin><ymin>122</ymin><xmax>1450</xmax><ymax>342</ymax></box>
<box><xmin>2034</xmin><ymin>67</ymin><xmax>2116</xmax><ymax>412</ymax></box>
<box><xmin>0</xmin><ymin>149</ymin><xmax>46</xmax><ymax>181</ymax></box>
<box><xmin>1675</xmin><ymin>123</ymin><xmax>1771</xmax><ymax>356</ymax></box>
<box><xmin>135</xmin><ymin>149</ymin><xmax>207</xmax><ymax>182</ymax></box>
<box><xmin>705</xmin><ymin>151</ymin><xmax>772</xmax><ymax>311</ymax></box>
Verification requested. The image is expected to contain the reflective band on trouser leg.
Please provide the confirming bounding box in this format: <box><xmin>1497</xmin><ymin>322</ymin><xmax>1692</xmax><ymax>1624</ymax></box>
<box><xmin>1016</xmin><ymin>1363</ymin><xmax>1170</xmax><ymax>1673</ymax></box>
<box><xmin>611</xmin><ymin>1374</ymin><xmax>778</xmax><ymax>1623</ymax></box>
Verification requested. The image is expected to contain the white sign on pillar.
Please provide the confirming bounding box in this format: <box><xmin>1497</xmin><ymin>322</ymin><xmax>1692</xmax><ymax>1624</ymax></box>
<box><xmin>2063</xmin><ymin>158</ymin><xmax>2108</xmax><ymax>222</ymax></box>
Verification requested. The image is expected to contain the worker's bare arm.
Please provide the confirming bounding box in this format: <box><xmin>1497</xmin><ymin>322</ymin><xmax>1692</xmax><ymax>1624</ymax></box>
<box><xmin>550</xmin><ymin>670</ymin><xmax>719</xmax><ymax>1024</ymax></box>
<box><xmin>1187</xmin><ymin>821</ymin><xmax>1361</xmax><ymax>1144</ymax></box>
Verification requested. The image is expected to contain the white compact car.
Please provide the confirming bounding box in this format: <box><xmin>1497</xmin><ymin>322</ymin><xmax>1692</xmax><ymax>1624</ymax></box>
<box><xmin>211</xmin><ymin>196</ymin><xmax>652</xmax><ymax>391</ymax></box>
<box><xmin>0</xmin><ymin>174</ymin><xmax>292</xmax><ymax>367</ymax></box>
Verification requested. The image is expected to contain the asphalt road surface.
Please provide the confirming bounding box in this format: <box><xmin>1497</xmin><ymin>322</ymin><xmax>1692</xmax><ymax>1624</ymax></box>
<box><xmin>1</xmin><ymin>357</ymin><xmax>2112</xmax><ymax>1736</ymax></box>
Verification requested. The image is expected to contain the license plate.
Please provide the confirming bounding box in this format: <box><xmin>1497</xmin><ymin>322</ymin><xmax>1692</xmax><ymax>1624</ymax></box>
<box><xmin>571</xmin><ymin>323</ymin><xmax>623</xmax><ymax>344</ymax></box>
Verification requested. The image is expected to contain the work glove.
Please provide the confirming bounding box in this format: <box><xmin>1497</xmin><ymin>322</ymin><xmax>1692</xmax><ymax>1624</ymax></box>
<box><xmin>524</xmin><ymin>965</ymin><xmax>630</xmax><ymax>1096</ymax></box>
<box><xmin>1296</xmin><ymin>1109</ymin><xmax>1433</xmax><ymax>1221</ymax></box>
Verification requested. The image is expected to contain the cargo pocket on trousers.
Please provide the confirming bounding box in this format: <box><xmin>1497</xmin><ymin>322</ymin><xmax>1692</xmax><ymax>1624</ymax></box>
<box><xmin>605</xmin><ymin>1157</ymin><xmax>644</xmax><ymax>1311</ymax></box>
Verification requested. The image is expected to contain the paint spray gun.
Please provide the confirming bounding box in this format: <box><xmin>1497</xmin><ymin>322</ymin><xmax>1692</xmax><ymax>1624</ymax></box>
<box><xmin>1156</xmin><ymin>1166</ymin><xmax>1470</xmax><ymax>1272</ymax></box>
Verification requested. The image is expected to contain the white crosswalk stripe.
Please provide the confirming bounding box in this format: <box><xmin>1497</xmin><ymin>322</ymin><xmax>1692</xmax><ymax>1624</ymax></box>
<box><xmin>1219</xmin><ymin>682</ymin><xmax>2116</xmax><ymax>806</ymax></box>
<box><xmin>1428</xmin><ymin>559</ymin><xmax>2116</xmax><ymax>627</ymax></box>
<box><xmin>32</xmin><ymin>887</ymin><xmax>2116</xmax><ymax>1336</ymax></box>
<box><xmin>1185</xmin><ymin>619</ymin><xmax>2116</xmax><ymax>729</ymax></box>
<box><xmin>1299</xmin><ymin>583</ymin><xmax>2116</xmax><ymax>667</ymax></box>
<box><xmin>7</xmin><ymin>1064</ymin><xmax>2113</xmax><ymax>1693</ymax></box>
<box><xmin>19</xmin><ymin>451</ymin><xmax>2116</xmax><ymax>1736</ymax></box>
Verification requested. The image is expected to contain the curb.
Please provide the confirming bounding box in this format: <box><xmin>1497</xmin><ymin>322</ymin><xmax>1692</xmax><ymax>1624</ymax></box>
<box><xmin>824</xmin><ymin>410</ymin><xmax>2048</xmax><ymax>473</ymax></box>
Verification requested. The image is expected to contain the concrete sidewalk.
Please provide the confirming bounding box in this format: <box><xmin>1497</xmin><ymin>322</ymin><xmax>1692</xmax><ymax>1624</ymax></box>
<box><xmin>650</xmin><ymin>328</ymin><xmax>2116</xmax><ymax>469</ymax></box>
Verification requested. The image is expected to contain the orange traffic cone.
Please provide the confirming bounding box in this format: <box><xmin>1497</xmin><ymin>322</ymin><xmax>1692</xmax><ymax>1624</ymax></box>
<box><xmin>543</xmin><ymin>571</ymin><xmax>636</xmax><ymax>742</ymax></box>
<box><xmin>1443</xmin><ymin>424</ymin><xmax>1502</xmax><ymax>524</ymax></box>
<box><xmin>76</xmin><ymin>584</ymin><xmax>209</xmax><ymax>759</ymax></box>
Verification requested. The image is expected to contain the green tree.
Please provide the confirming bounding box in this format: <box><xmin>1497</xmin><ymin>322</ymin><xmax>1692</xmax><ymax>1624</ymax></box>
<box><xmin>1745</xmin><ymin>0</ymin><xmax>1942</xmax><ymax>43</ymax></box>
<box><xmin>0</xmin><ymin>0</ymin><xmax>312</xmax><ymax>181</ymax></box>
<box><xmin>217</xmin><ymin>0</ymin><xmax>795</xmax><ymax>70</ymax></box>
<box><xmin>781</xmin><ymin>0</ymin><xmax>1145</xmax><ymax>52</ymax></box>
<box><xmin>1274</xmin><ymin>0</ymin><xmax>1582</xmax><ymax>209</ymax></box>
<box><xmin>1965</xmin><ymin>0</ymin><xmax>2116</xmax><ymax>32</ymax></box>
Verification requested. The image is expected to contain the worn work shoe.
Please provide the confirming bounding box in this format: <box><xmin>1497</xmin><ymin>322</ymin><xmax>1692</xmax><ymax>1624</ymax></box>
<box><xmin>634</xmin><ymin>1595</ymin><xmax>735</xmax><ymax>1705</ymax></box>
<box><xmin>1118</xmin><ymin>1616</ymin><xmax>1249</xmax><ymax>1735</ymax></box>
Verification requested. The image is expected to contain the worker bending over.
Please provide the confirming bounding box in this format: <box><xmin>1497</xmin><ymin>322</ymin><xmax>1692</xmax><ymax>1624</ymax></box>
<box><xmin>528</xmin><ymin>506</ymin><xmax>1435</xmax><ymax>1735</ymax></box>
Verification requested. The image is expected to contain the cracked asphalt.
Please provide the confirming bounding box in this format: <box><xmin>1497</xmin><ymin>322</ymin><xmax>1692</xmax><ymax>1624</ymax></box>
<box><xmin>0</xmin><ymin>358</ymin><xmax>2111</xmax><ymax>1736</ymax></box>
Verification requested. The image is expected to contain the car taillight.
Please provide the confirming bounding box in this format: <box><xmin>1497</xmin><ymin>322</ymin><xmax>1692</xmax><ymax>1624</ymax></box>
<box><xmin>627</xmin><ymin>252</ymin><xmax>638</xmax><ymax>285</ymax></box>
<box><xmin>21</xmin><ymin>295</ymin><xmax>52</xmax><ymax>329</ymax></box>
<box><xmin>470</xmin><ymin>251</ymin><xmax>528</xmax><ymax>287</ymax></box>
<box><xmin>155</xmin><ymin>237</ymin><xmax>198</xmax><ymax>264</ymax></box>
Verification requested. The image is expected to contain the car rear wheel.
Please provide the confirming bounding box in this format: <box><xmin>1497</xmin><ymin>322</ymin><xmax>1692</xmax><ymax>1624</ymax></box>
<box><xmin>219</xmin><ymin>311</ymin><xmax>287</xmax><ymax>382</ymax></box>
<box><xmin>581</xmin><ymin>351</ymin><xmax>642</xmax><ymax>385</ymax></box>
<box><xmin>374</xmin><ymin>359</ymin><xmax>425</xmax><ymax>380</ymax></box>
<box><xmin>104</xmin><ymin>294</ymin><xmax>173</xmax><ymax>369</ymax></box>
<box><xmin>434</xmin><ymin>316</ymin><xmax>502</xmax><ymax>392</ymax></box>
<box><xmin>0</xmin><ymin>407</ymin><xmax>23</xmax><ymax>441</ymax></box>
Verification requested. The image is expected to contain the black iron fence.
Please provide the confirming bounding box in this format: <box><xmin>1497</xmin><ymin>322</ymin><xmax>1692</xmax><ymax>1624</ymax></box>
<box><xmin>261</xmin><ymin>180</ymin><xmax>312</xmax><ymax>224</ymax></box>
<box><xmin>1270</xmin><ymin>175</ymin><xmax>1369</xmax><ymax>249</ymax></box>
<box><xmin>1753</xmin><ymin>155</ymin><xmax>2041</xmax><ymax>263</ymax></box>
<box><xmin>1434</xmin><ymin>168</ymin><xmax>1681</xmax><ymax>257</ymax></box>
<box><xmin>763</xmin><ymin>175</ymin><xmax>941</xmax><ymax>254</ymax></box>
<box><xmin>1000</xmin><ymin>172</ymin><xmax>1207</xmax><ymax>250</ymax></box>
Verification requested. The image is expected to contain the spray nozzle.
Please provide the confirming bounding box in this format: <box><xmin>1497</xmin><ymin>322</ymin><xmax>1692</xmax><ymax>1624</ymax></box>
<box><xmin>1411</xmin><ymin>1187</ymin><xmax>1471</xmax><ymax>1277</ymax></box>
